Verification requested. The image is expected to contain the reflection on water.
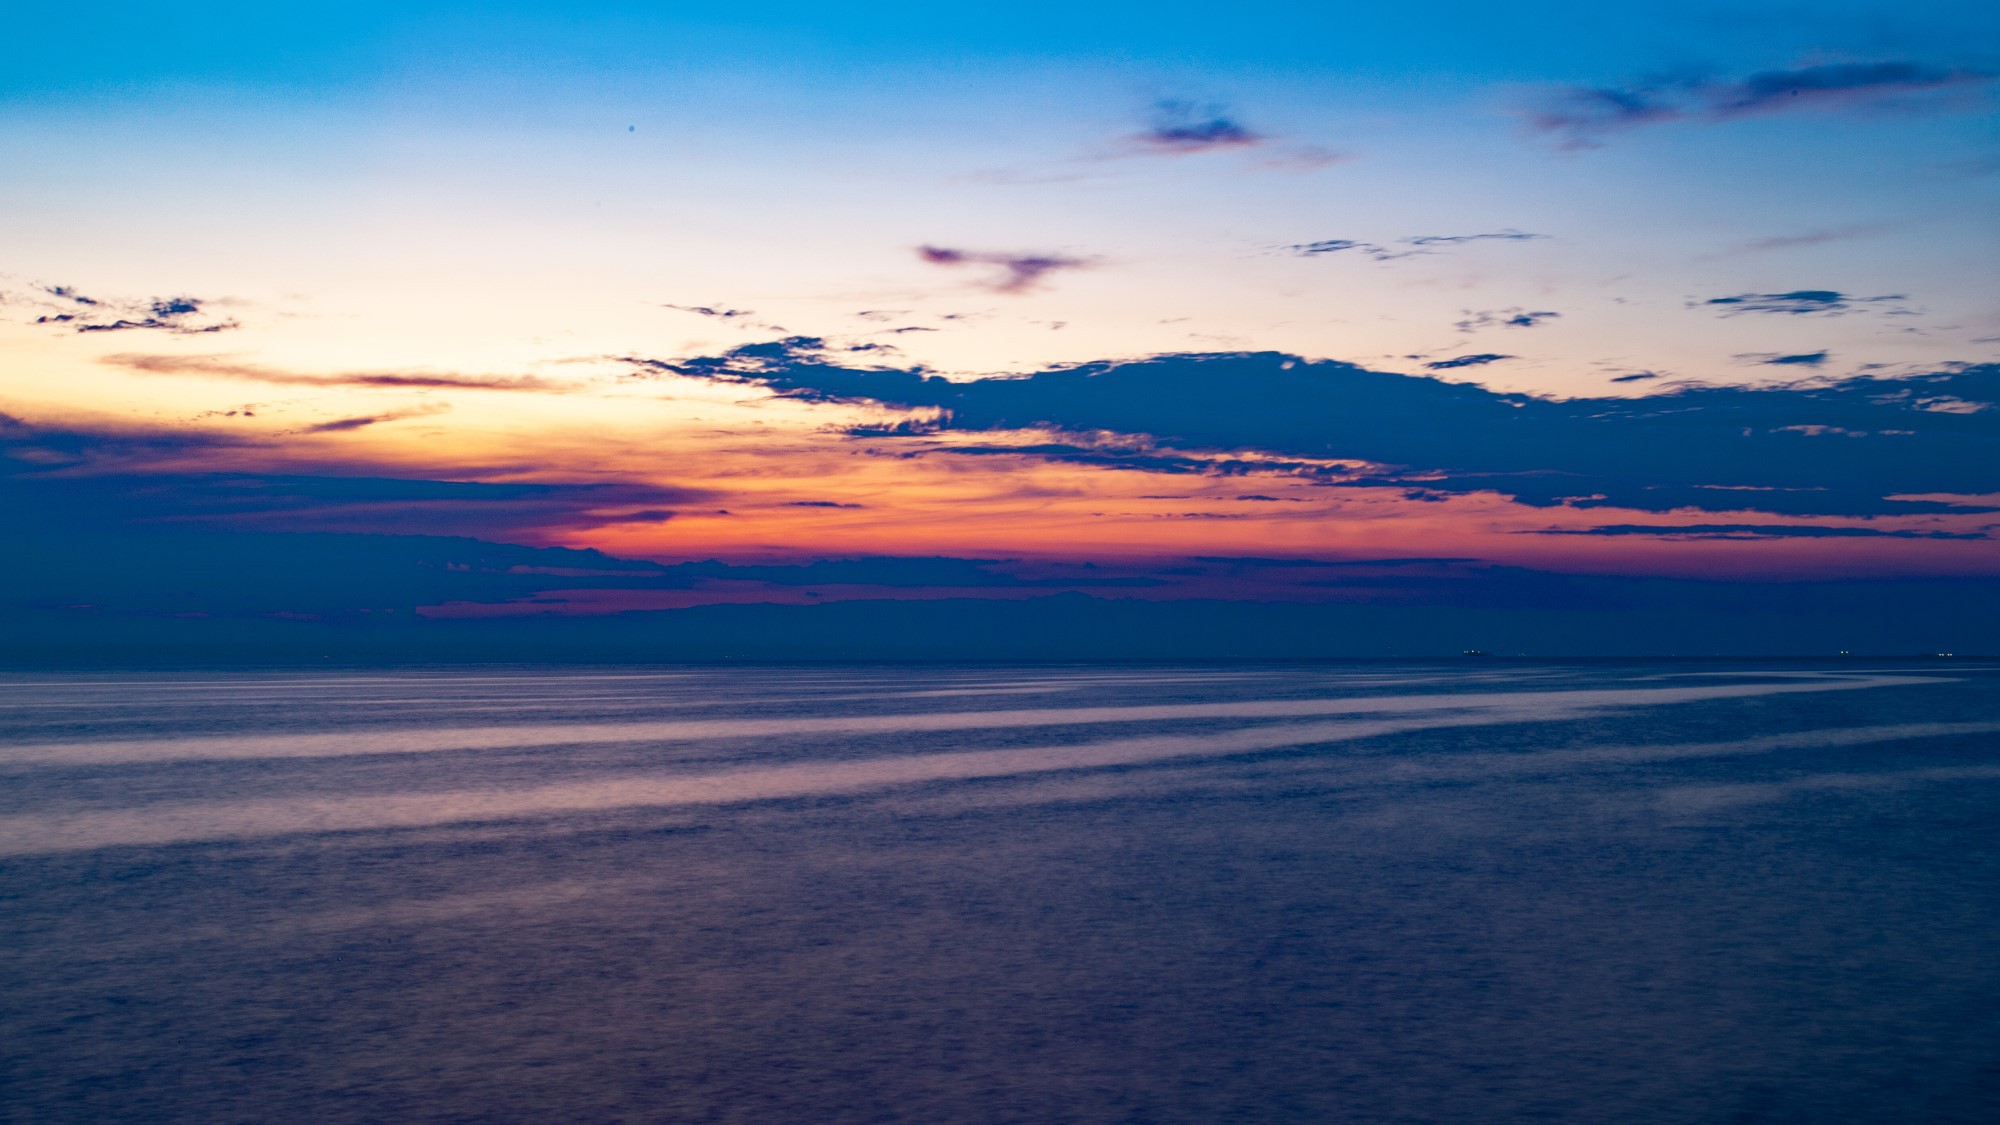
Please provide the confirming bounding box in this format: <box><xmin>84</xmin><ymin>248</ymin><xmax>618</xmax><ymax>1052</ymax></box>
<box><xmin>3</xmin><ymin>663</ymin><xmax>1997</xmax><ymax>1122</ymax></box>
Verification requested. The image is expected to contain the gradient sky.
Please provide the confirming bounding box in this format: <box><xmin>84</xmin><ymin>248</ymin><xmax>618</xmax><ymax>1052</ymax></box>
<box><xmin>4</xmin><ymin>2</ymin><xmax>1998</xmax><ymax>644</ymax></box>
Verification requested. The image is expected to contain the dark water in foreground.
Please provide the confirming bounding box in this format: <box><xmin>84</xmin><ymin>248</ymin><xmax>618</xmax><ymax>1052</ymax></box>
<box><xmin>2</xmin><ymin>663</ymin><xmax>1998</xmax><ymax>1123</ymax></box>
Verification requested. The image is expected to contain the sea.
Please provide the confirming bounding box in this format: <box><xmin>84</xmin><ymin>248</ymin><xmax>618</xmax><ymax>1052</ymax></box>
<box><xmin>3</xmin><ymin>662</ymin><xmax>1997</xmax><ymax>1123</ymax></box>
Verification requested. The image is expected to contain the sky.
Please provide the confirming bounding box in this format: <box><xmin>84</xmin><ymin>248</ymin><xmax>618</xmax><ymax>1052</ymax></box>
<box><xmin>4</xmin><ymin>2</ymin><xmax>1998</xmax><ymax>656</ymax></box>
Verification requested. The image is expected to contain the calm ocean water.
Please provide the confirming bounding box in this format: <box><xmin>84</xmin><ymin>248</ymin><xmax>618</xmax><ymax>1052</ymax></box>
<box><xmin>2</xmin><ymin>663</ymin><xmax>1997</xmax><ymax>1123</ymax></box>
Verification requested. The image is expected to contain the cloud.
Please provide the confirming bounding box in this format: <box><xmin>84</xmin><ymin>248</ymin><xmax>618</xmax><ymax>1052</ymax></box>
<box><xmin>1253</xmin><ymin>145</ymin><xmax>1354</xmax><ymax>172</ymax></box>
<box><xmin>1744</xmin><ymin>351</ymin><xmax>1832</xmax><ymax>368</ymax></box>
<box><xmin>1130</xmin><ymin>100</ymin><xmax>1264</xmax><ymax>154</ymax></box>
<box><xmin>1528</xmin><ymin>523</ymin><xmax>1987</xmax><ymax>540</ymax></box>
<box><xmin>1404</xmin><ymin>231</ymin><xmax>1548</xmax><ymax>248</ymax></box>
<box><xmin>1701</xmin><ymin>290</ymin><xmax>1905</xmax><ymax>317</ymax></box>
<box><xmin>105</xmin><ymin>353</ymin><xmax>571</xmax><ymax>392</ymax></box>
<box><xmin>1524</xmin><ymin>60</ymin><xmax>1997</xmax><ymax>148</ymax></box>
<box><xmin>1288</xmin><ymin>239</ymin><xmax>1382</xmax><ymax>257</ymax></box>
<box><xmin>0</xmin><ymin>415</ymin><xmax>711</xmax><ymax>542</ymax></box>
<box><xmin>784</xmin><ymin>500</ymin><xmax>865</xmax><ymax>509</ymax></box>
<box><xmin>1457</xmin><ymin>308</ymin><xmax>1560</xmax><ymax>333</ymax></box>
<box><xmin>916</xmin><ymin>245</ymin><xmax>1091</xmax><ymax>293</ymax></box>
<box><xmin>664</xmin><ymin>303</ymin><xmax>755</xmax><ymax>319</ymax></box>
<box><xmin>44</xmin><ymin>285</ymin><xmax>99</xmax><ymax>306</ymax></box>
<box><xmin>1425</xmin><ymin>354</ymin><xmax>1512</xmax><ymax>370</ymax></box>
<box><xmin>291</xmin><ymin>404</ymin><xmax>452</xmax><ymax>435</ymax></box>
<box><xmin>1609</xmin><ymin>372</ymin><xmax>1661</xmax><ymax>383</ymax></box>
<box><xmin>967</xmin><ymin>100</ymin><xmax>1341</xmax><ymax>186</ymax></box>
<box><xmin>1709</xmin><ymin>224</ymin><xmax>1893</xmax><ymax>257</ymax></box>
<box><xmin>27</xmin><ymin>288</ymin><xmax>237</xmax><ymax>334</ymax></box>
<box><xmin>1287</xmin><ymin>230</ymin><xmax>1547</xmax><ymax>262</ymax></box>
<box><xmin>6</xmin><ymin>412</ymin><xmax>1995</xmax><ymax>647</ymax></box>
<box><xmin>1520</xmin><ymin>85</ymin><xmax>1685</xmax><ymax>149</ymax></box>
<box><xmin>657</xmin><ymin>341</ymin><xmax>2000</xmax><ymax>520</ymax></box>
<box><xmin>1712</xmin><ymin>61</ymin><xmax>1993</xmax><ymax>118</ymax></box>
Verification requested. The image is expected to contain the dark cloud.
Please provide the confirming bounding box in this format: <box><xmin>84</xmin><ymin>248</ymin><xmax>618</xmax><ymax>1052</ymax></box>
<box><xmin>1457</xmin><ymin>308</ymin><xmax>1560</xmax><ymax>332</ymax></box>
<box><xmin>1701</xmin><ymin>290</ymin><xmax>1905</xmax><ymax>317</ymax></box>
<box><xmin>1188</xmin><ymin>555</ymin><xmax>1482</xmax><ymax>569</ymax></box>
<box><xmin>1609</xmin><ymin>372</ymin><xmax>1661</xmax><ymax>383</ymax></box>
<box><xmin>784</xmin><ymin>500</ymin><xmax>865</xmax><ymax>509</ymax></box>
<box><xmin>1425</xmin><ymin>354</ymin><xmax>1512</xmax><ymax>370</ymax></box>
<box><xmin>1529</xmin><ymin>523</ymin><xmax>1987</xmax><ymax>540</ymax></box>
<box><xmin>1131</xmin><ymin>100</ymin><xmax>1264</xmax><ymax>154</ymax></box>
<box><xmin>15</xmin><ymin>570</ymin><xmax>1998</xmax><ymax>661</ymax></box>
<box><xmin>1526</xmin><ymin>61</ymin><xmax>1996</xmax><ymax>147</ymax></box>
<box><xmin>106</xmin><ymin>353</ymin><xmax>570</xmax><ymax>392</ymax></box>
<box><xmin>0</xmin><ymin>415</ymin><xmax>711</xmax><ymax>543</ymax></box>
<box><xmin>917</xmin><ymin>245</ymin><xmax>1091</xmax><ymax>293</ymax></box>
<box><xmin>657</xmin><ymin>340</ymin><xmax>2000</xmax><ymax>520</ymax></box>
<box><xmin>5</xmin><ymin>419</ymin><xmax>1992</xmax><ymax>655</ymax></box>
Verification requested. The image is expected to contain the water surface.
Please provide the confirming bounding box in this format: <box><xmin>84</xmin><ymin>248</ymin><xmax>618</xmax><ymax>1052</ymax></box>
<box><xmin>3</xmin><ymin>663</ymin><xmax>1997</xmax><ymax>1122</ymax></box>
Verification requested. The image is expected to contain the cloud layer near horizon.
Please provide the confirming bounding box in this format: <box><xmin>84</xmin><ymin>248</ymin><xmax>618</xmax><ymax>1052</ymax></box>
<box><xmin>654</xmin><ymin>339</ymin><xmax>2000</xmax><ymax>521</ymax></box>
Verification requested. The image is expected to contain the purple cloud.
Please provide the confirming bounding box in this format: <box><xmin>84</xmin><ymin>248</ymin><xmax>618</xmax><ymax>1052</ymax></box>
<box><xmin>917</xmin><ymin>246</ymin><xmax>1091</xmax><ymax>294</ymax></box>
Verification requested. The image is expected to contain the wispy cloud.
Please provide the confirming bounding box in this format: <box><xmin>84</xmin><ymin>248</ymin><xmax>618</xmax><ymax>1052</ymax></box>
<box><xmin>1738</xmin><ymin>350</ymin><xmax>1832</xmax><ymax>367</ymax></box>
<box><xmin>1456</xmin><ymin>308</ymin><xmax>1560</xmax><ymax>332</ymax></box>
<box><xmin>1424</xmin><ymin>353</ymin><xmax>1512</xmax><ymax>370</ymax></box>
<box><xmin>1521</xmin><ymin>85</ymin><xmax>1682</xmax><ymax>149</ymax></box>
<box><xmin>1404</xmin><ymin>231</ymin><xmax>1548</xmax><ymax>249</ymax></box>
<box><xmin>1704</xmin><ymin>224</ymin><xmax>1893</xmax><ymax>258</ymax></box>
<box><xmin>663</xmin><ymin>303</ymin><xmax>755</xmax><ymax>319</ymax></box>
<box><xmin>1711</xmin><ymin>61</ymin><xmax>1993</xmax><ymax>118</ymax></box>
<box><xmin>1287</xmin><ymin>230</ymin><xmax>1547</xmax><ymax>262</ymax></box>
<box><xmin>1700</xmin><ymin>290</ymin><xmax>1905</xmax><ymax>317</ymax></box>
<box><xmin>290</xmin><ymin>404</ymin><xmax>453</xmax><ymax>435</ymax></box>
<box><xmin>105</xmin><ymin>354</ymin><xmax>572</xmax><ymax>392</ymax></box>
<box><xmin>917</xmin><ymin>245</ymin><xmax>1092</xmax><ymax>294</ymax></box>
<box><xmin>1524</xmin><ymin>60</ymin><xmax>1997</xmax><ymax>148</ymax></box>
<box><xmin>967</xmin><ymin>99</ymin><xmax>1346</xmax><ymax>184</ymax></box>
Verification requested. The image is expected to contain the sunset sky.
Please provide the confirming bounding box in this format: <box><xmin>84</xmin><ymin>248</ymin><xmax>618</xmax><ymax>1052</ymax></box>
<box><xmin>5</xmin><ymin>2</ymin><xmax>1998</xmax><ymax>655</ymax></box>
